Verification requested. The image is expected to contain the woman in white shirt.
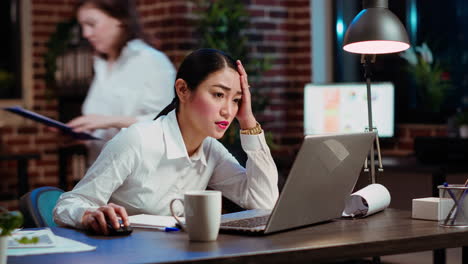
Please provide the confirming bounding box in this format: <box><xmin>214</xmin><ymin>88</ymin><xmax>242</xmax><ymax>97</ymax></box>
<box><xmin>66</xmin><ymin>0</ymin><xmax>175</xmax><ymax>164</ymax></box>
<box><xmin>54</xmin><ymin>49</ymin><xmax>279</xmax><ymax>235</ymax></box>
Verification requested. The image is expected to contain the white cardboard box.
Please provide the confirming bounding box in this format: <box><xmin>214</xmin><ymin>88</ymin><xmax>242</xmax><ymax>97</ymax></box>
<box><xmin>412</xmin><ymin>197</ymin><xmax>454</xmax><ymax>221</ymax></box>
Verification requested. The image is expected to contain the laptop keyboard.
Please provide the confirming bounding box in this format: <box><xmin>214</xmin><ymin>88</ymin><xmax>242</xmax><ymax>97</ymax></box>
<box><xmin>221</xmin><ymin>215</ymin><xmax>270</xmax><ymax>228</ymax></box>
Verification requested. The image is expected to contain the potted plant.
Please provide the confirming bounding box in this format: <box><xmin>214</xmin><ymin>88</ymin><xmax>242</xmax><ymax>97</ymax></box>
<box><xmin>455</xmin><ymin>111</ymin><xmax>468</xmax><ymax>138</ymax></box>
<box><xmin>0</xmin><ymin>207</ymin><xmax>23</xmax><ymax>264</ymax></box>
<box><xmin>400</xmin><ymin>42</ymin><xmax>451</xmax><ymax>114</ymax></box>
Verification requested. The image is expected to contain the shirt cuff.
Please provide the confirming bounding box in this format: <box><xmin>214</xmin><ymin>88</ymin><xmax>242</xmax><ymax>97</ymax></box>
<box><xmin>74</xmin><ymin>206</ymin><xmax>99</xmax><ymax>230</ymax></box>
<box><xmin>240</xmin><ymin>131</ymin><xmax>268</xmax><ymax>152</ymax></box>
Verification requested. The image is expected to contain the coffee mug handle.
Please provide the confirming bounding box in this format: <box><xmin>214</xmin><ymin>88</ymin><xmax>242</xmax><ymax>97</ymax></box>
<box><xmin>170</xmin><ymin>198</ymin><xmax>186</xmax><ymax>230</ymax></box>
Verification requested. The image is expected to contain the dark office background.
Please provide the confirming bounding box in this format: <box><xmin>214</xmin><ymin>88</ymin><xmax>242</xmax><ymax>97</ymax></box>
<box><xmin>333</xmin><ymin>0</ymin><xmax>468</xmax><ymax>124</ymax></box>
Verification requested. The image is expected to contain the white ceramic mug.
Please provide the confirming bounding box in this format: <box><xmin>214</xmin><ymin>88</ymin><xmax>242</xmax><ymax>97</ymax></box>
<box><xmin>170</xmin><ymin>190</ymin><xmax>222</xmax><ymax>242</ymax></box>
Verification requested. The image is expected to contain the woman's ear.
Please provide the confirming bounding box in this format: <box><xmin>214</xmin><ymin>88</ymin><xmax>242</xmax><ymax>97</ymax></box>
<box><xmin>175</xmin><ymin>79</ymin><xmax>190</xmax><ymax>103</ymax></box>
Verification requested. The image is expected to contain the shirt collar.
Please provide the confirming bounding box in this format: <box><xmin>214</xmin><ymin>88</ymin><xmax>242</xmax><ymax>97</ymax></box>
<box><xmin>190</xmin><ymin>141</ymin><xmax>207</xmax><ymax>166</ymax></box>
<box><xmin>162</xmin><ymin>110</ymin><xmax>207</xmax><ymax>167</ymax></box>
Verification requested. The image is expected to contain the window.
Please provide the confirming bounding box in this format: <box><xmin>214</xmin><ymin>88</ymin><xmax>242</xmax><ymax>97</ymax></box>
<box><xmin>0</xmin><ymin>0</ymin><xmax>22</xmax><ymax>99</ymax></box>
<box><xmin>415</xmin><ymin>0</ymin><xmax>468</xmax><ymax>114</ymax></box>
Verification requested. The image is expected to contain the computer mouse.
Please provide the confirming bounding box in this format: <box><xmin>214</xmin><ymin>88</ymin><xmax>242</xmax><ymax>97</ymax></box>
<box><xmin>106</xmin><ymin>218</ymin><xmax>133</xmax><ymax>236</ymax></box>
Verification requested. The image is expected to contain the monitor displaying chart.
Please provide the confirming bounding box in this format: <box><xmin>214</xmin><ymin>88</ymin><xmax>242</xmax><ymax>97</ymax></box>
<box><xmin>304</xmin><ymin>82</ymin><xmax>395</xmax><ymax>138</ymax></box>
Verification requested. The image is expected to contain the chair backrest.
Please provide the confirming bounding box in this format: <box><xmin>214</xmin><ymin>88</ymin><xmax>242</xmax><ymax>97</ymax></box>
<box><xmin>19</xmin><ymin>186</ymin><xmax>64</xmax><ymax>228</ymax></box>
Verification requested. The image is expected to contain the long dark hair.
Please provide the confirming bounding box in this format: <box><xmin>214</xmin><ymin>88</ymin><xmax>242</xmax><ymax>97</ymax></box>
<box><xmin>77</xmin><ymin>0</ymin><xmax>146</xmax><ymax>58</ymax></box>
<box><xmin>154</xmin><ymin>49</ymin><xmax>237</xmax><ymax>120</ymax></box>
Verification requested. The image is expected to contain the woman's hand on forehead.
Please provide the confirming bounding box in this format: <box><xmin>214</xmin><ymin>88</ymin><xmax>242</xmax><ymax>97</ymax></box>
<box><xmin>235</xmin><ymin>60</ymin><xmax>257</xmax><ymax>129</ymax></box>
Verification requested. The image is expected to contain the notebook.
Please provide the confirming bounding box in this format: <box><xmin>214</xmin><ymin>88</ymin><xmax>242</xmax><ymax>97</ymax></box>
<box><xmin>129</xmin><ymin>214</ymin><xmax>179</xmax><ymax>229</ymax></box>
<box><xmin>220</xmin><ymin>132</ymin><xmax>376</xmax><ymax>235</ymax></box>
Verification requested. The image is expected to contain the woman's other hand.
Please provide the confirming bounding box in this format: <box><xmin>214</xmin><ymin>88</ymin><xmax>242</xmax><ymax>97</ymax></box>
<box><xmin>81</xmin><ymin>203</ymin><xmax>129</xmax><ymax>235</ymax></box>
<box><xmin>67</xmin><ymin>114</ymin><xmax>137</xmax><ymax>132</ymax></box>
<box><xmin>67</xmin><ymin>114</ymin><xmax>114</xmax><ymax>132</ymax></box>
<box><xmin>235</xmin><ymin>60</ymin><xmax>257</xmax><ymax>130</ymax></box>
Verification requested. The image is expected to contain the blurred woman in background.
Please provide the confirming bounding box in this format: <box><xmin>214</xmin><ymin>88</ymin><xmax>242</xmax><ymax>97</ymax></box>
<box><xmin>67</xmin><ymin>0</ymin><xmax>175</xmax><ymax>165</ymax></box>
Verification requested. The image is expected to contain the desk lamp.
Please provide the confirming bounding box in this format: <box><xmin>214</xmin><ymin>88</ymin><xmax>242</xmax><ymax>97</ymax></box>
<box><xmin>343</xmin><ymin>0</ymin><xmax>410</xmax><ymax>184</ymax></box>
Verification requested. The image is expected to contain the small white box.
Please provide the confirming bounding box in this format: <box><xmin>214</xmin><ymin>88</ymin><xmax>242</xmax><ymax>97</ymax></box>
<box><xmin>412</xmin><ymin>197</ymin><xmax>454</xmax><ymax>221</ymax></box>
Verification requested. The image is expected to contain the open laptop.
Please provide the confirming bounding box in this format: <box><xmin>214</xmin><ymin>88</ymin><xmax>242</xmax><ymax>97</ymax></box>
<box><xmin>220</xmin><ymin>131</ymin><xmax>376</xmax><ymax>235</ymax></box>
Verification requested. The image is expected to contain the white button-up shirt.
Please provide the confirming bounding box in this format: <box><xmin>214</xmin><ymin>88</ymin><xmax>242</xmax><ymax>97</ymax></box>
<box><xmin>54</xmin><ymin>110</ymin><xmax>279</xmax><ymax>229</ymax></box>
<box><xmin>82</xmin><ymin>39</ymin><xmax>175</xmax><ymax>164</ymax></box>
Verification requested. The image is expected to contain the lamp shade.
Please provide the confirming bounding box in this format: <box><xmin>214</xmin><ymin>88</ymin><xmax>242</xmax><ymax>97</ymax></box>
<box><xmin>343</xmin><ymin>0</ymin><xmax>410</xmax><ymax>54</ymax></box>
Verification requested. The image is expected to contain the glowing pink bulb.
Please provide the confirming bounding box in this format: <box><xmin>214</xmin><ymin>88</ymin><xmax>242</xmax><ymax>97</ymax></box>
<box><xmin>343</xmin><ymin>40</ymin><xmax>410</xmax><ymax>54</ymax></box>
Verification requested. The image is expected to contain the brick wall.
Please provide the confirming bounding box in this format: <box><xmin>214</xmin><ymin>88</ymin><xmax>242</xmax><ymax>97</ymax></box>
<box><xmin>138</xmin><ymin>0</ymin><xmax>197</xmax><ymax>64</ymax></box>
<box><xmin>247</xmin><ymin>0</ymin><xmax>311</xmax><ymax>144</ymax></box>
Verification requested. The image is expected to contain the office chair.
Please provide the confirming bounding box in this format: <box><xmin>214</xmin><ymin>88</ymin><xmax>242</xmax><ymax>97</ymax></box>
<box><xmin>19</xmin><ymin>186</ymin><xmax>64</xmax><ymax>228</ymax></box>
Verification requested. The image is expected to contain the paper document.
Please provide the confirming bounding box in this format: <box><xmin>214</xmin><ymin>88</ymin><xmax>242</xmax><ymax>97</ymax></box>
<box><xmin>8</xmin><ymin>228</ymin><xmax>56</xmax><ymax>248</ymax></box>
<box><xmin>342</xmin><ymin>183</ymin><xmax>391</xmax><ymax>218</ymax></box>
<box><xmin>3</xmin><ymin>106</ymin><xmax>100</xmax><ymax>140</ymax></box>
<box><xmin>129</xmin><ymin>214</ymin><xmax>184</xmax><ymax>229</ymax></box>
<box><xmin>8</xmin><ymin>236</ymin><xmax>96</xmax><ymax>256</ymax></box>
<box><xmin>7</xmin><ymin>228</ymin><xmax>96</xmax><ymax>256</ymax></box>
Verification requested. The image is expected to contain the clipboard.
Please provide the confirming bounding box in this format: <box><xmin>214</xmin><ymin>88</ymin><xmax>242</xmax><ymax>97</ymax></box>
<box><xmin>3</xmin><ymin>106</ymin><xmax>100</xmax><ymax>140</ymax></box>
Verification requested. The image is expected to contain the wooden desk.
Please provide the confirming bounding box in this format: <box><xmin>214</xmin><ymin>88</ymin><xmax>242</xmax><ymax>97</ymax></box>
<box><xmin>0</xmin><ymin>153</ymin><xmax>40</xmax><ymax>198</ymax></box>
<box><xmin>8</xmin><ymin>209</ymin><xmax>468</xmax><ymax>264</ymax></box>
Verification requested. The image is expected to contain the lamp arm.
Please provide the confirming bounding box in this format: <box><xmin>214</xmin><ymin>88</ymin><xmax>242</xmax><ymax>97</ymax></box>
<box><xmin>361</xmin><ymin>54</ymin><xmax>384</xmax><ymax>184</ymax></box>
<box><xmin>361</xmin><ymin>54</ymin><xmax>376</xmax><ymax>78</ymax></box>
<box><xmin>361</xmin><ymin>54</ymin><xmax>376</xmax><ymax>133</ymax></box>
